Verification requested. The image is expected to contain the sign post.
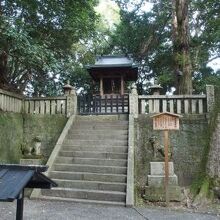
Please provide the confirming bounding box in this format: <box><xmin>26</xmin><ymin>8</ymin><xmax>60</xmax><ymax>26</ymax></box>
<box><xmin>164</xmin><ymin>129</ymin><xmax>169</xmax><ymax>205</ymax></box>
<box><xmin>151</xmin><ymin>112</ymin><xmax>182</xmax><ymax>206</ymax></box>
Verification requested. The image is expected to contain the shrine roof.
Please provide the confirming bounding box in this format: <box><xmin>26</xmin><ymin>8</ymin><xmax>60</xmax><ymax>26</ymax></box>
<box><xmin>86</xmin><ymin>55</ymin><xmax>138</xmax><ymax>81</ymax></box>
<box><xmin>86</xmin><ymin>55</ymin><xmax>138</xmax><ymax>69</ymax></box>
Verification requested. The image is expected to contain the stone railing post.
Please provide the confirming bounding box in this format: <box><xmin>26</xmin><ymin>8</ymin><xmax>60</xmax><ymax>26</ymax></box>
<box><xmin>63</xmin><ymin>81</ymin><xmax>77</xmax><ymax>117</ymax></box>
<box><xmin>206</xmin><ymin>85</ymin><xmax>215</xmax><ymax>112</ymax></box>
<box><xmin>129</xmin><ymin>84</ymin><xmax>138</xmax><ymax>118</ymax></box>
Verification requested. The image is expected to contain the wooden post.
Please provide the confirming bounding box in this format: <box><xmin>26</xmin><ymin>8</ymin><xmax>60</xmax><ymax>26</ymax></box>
<box><xmin>100</xmin><ymin>77</ymin><xmax>103</xmax><ymax>96</ymax></box>
<box><xmin>164</xmin><ymin>130</ymin><xmax>169</xmax><ymax>206</ymax></box>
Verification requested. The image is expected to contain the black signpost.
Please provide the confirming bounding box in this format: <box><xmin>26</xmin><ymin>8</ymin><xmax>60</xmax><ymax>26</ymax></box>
<box><xmin>0</xmin><ymin>164</ymin><xmax>57</xmax><ymax>220</ymax></box>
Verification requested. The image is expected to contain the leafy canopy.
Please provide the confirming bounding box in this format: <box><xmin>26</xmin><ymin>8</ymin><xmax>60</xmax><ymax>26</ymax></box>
<box><xmin>0</xmin><ymin>0</ymin><xmax>98</xmax><ymax>95</ymax></box>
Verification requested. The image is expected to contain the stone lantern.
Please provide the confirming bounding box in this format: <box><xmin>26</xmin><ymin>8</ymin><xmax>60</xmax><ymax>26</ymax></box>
<box><xmin>63</xmin><ymin>80</ymin><xmax>75</xmax><ymax>96</ymax></box>
<box><xmin>63</xmin><ymin>80</ymin><xmax>77</xmax><ymax>117</ymax></box>
<box><xmin>149</xmin><ymin>79</ymin><xmax>163</xmax><ymax>95</ymax></box>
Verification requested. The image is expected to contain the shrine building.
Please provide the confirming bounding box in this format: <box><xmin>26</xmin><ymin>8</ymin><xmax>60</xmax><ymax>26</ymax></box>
<box><xmin>86</xmin><ymin>55</ymin><xmax>138</xmax><ymax>96</ymax></box>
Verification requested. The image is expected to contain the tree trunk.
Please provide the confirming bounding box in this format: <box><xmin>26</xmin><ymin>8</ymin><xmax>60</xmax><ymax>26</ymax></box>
<box><xmin>172</xmin><ymin>0</ymin><xmax>192</xmax><ymax>94</ymax></box>
<box><xmin>0</xmin><ymin>50</ymin><xmax>9</xmax><ymax>89</ymax></box>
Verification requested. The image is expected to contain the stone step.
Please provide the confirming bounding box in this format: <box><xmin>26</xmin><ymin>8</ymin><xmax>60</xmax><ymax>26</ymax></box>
<box><xmin>59</xmin><ymin>151</ymin><xmax>128</xmax><ymax>160</ymax></box>
<box><xmin>50</xmin><ymin>171</ymin><xmax>127</xmax><ymax>183</ymax></box>
<box><xmin>73</xmin><ymin>121</ymin><xmax>128</xmax><ymax>125</ymax></box>
<box><xmin>53</xmin><ymin>164</ymin><xmax>127</xmax><ymax>175</ymax></box>
<box><xmin>62</xmin><ymin>145</ymin><xmax>128</xmax><ymax>153</ymax></box>
<box><xmin>53</xmin><ymin>179</ymin><xmax>126</xmax><ymax>192</ymax></box>
<box><xmin>71</xmin><ymin>124</ymin><xmax>128</xmax><ymax>130</ymax></box>
<box><xmin>69</xmin><ymin>130</ymin><xmax>128</xmax><ymax>135</ymax></box>
<box><xmin>67</xmin><ymin>134</ymin><xmax>128</xmax><ymax>141</ymax></box>
<box><xmin>42</xmin><ymin>188</ymin><xmax>126</xmax><ymax>202</ymax></box>
<box><xmin>63</xmin><ymin>139</ymin><xmax>128</xmax><ymax>146</ymax></box>
<box><xmin>39</xmin><ymin>195</ymin><xmax>125</xmax><ymax>206</ymax></box>
<box><xmin>76</xmin><ymin>115</ymin><xmax>128</xmax><ymax>122</ymax></box>
<box><xmin>42</xmin><ymin>187</ymin><xmax>126</xmax><ymax>203</ymax></box>
<box><xmin>56</xmin><ymin>157</ymin><xmax>127</xmax><ymax>167</ymax></box>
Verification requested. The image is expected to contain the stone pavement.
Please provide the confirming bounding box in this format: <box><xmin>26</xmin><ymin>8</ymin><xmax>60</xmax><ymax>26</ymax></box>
<box><xmin>0</xmin><ymin>199</ymin><xmax>219</xmax><ymax>220</ymax></box>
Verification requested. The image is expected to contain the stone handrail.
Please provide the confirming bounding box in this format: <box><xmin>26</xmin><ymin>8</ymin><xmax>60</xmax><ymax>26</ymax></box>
<box><xmin>24</xmin><ymin>96</ymin><xmax>67</xmax><ymax>115</ymax></box>
<box><xmin>129</xmin><ymin>85</ymin><xmax>215</xmax><ymax>115</ymax></box>
<box><xmin>139</xmin><ymin>94</ymin><xmax>207</xmax><ymax>114</ymax></box>
<box><xmin>0</xmin><ymin>87</ymin><xmax>77</xmax><ymax>117</ymax></box>
<box><xmin>0</xmin><ymin>88</ymin><xmax>23</xmax><ymax>113</ymax></box>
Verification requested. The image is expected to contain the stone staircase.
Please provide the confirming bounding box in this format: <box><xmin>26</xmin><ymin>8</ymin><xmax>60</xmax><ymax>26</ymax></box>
<box><xmin>41</xmin><ymin>115</ymin><xmax>128</xmax><ymax>206</ymax></box>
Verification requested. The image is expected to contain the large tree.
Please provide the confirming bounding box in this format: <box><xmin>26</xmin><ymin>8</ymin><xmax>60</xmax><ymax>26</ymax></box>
<box><xmin>0</xmin><ymin>0</ymin><xmax>98</xmax><ymax>95</ymax></box>
<box><xmin>111</xmin><ymin>0</ymin><xmax>219</xmax><ymax>94</ymax></box>
<box><xmin>172</xmin><ymin>0</ymin><xmax>192</xmax><ymax>94</ymax></box>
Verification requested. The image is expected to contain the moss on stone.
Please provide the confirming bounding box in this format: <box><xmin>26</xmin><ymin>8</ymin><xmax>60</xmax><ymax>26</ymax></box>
<box><xmin>134</xmin><ymin>114</ymin><xmax>208</xmax><ymax>204</ymax></box>
<box><xmin>0</xmin><ymin>113</ymin><xmax>23</xmax><ymax>163</ymax></box>
<box><xmin>191</xmin><ymin>86</ymin><xmax>220</xmax><ymax>197</ymax></box>
<box><xmin>0</xmin><ymin>112</ymin><xmax>67</xmax><ymax>164</ymax></box>
<box><xmin>23</xmin><ymin>114</ymin><xmax>67</xmax><ymax>163</ymax></box>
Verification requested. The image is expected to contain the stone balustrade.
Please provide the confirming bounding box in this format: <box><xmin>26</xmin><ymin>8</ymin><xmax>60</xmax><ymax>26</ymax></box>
<box><xmin>135</xmin><ymin>85</ymin><xmax>215</xmax><ymax>115</ymax></box>
<box><xmin>0</xmin><ymin>84</ymin><xmax>215</xmax><ymax>116</ymax></box>
<box><xmin>139</xmin><ymin>94</ymin><xmax>207</xmax><ymax>114</ymax></box>
<box><xmin>24</xmin><ymin>97</ymin><xmax>67</xmax><ymax>115</ymax></box>
<box><xmin>0</xmin><ymin>87</ymin><xmax>76</xmax><ymax>117</ymax></box>
<box><xmin>0</xmin><ymin>88</ymin><xmax>23</xmax><ymax>113</ymax></box>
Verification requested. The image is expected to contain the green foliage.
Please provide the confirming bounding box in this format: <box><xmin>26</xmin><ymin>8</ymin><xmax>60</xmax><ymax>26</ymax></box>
<box><xmin>0</xmin><ymin>0</ymin><xmax>99</xmax><ymax>95</ymax></box>
<box><xmin>193</xmin><ymin>69</ymin><xmax>220</xmax><ymax>93</ymax></box>
<box><xmin>111</xmin><ymin>0</ymin><xmax>219</xmax><ymax>94</ymax></box>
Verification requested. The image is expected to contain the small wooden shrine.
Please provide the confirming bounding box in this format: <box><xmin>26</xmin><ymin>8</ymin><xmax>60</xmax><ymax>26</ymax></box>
<box><xmin>86</xmin><ymin>55</ymin><xmax>138</xmax><ymax>96</ymax></box>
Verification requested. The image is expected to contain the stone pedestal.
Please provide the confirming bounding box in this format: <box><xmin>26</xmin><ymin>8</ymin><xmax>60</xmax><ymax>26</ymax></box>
<box><xmin>144</xmin><ymin>162</ymin><xmax>182</xmax><ymax>202</ymax></box>
<box><xmin>20</xmin><ymin>159</ymin><xmax>41</xmax><ymax>165</ymax></box>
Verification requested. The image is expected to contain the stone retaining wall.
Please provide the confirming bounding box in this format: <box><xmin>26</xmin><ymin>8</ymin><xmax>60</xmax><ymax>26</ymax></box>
<box><xmin>135</xmin><ymin>114</ymin><xmax>208</xmax><ymax>190</ymax></box>
<box><xmin>0</xmin><ymin>112</ymin><xmax>67</xmax><ymax>164</ymax></box>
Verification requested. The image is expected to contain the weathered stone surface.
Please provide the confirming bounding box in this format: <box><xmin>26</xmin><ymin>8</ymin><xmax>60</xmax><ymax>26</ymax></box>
<box><xmin>207</xmin><ymin>114</ymin><xmax>220</xmax><ymax>178</ymax></box>
<box><xmin>144</xmin><ymin>185</ymin><xmax>182</xmax><ymax>202</ymax></box>
<box><xmin>20</xmin><ymin>159</ymin><xmax>41</xmax><ymax>165</ymax></box>
<box><xmin>32</xmin><ymin>115</ymin><xmax>129</xmax><ymax>206</ymax></box>
<box><xmin>0</xmin><ymin>112</ymin><xmax>67</xmax><ymax>164</ymax></box>
<box><xmin>148</xmin><ymin>174</ymin><xmax>178</xmax><ymax>187</ymax></box>
<box><xmin>150</xmin><ymin>162</ymin><xmax>174</xmax><ymax>175</ymax></box>
<box><xmin>135</xmin><ymin>114</ymin><xmax>208</xmax><ymax>188</ymax></box>
<box><xmin>23</xmin><ymin>114</ymin><xmax>67</xmax><ymax>162</ymax></box>
<box><xmin>0</xmin><ymin>113</ymin><xmax>23</xmax><ymax>163</ymax></box>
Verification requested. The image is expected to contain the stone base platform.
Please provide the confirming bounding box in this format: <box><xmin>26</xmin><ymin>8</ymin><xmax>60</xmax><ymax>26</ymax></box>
<box><xmin>144</xmin><ymin>186</ymin><xmax>182</xmax><ymax>202</ymax></box>
<box><xmin>147</xmin><ymin>174</ymin><xmax>178</xmax><ymax>187</ymax></box>
<box><xmin>144</xmin><ymin>162</ymin><xmax>182</xmax><ymax>202</ymax></box>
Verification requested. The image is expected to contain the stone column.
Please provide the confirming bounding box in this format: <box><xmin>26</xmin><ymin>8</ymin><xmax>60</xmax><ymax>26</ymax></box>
<box><xmin>129</xmin><ymin>84</ymin><xmax>138</xmax><ymax>118</ymax></box>
<box><xmin>121</xmin><ymin>75</ymin><xmax>124</xmax><ymax>95</ymax></box>
<box><xmin>206</xmin><ymin>85</ymin><xmax>215</xmax><ymax>112</ymax></box>
<box><xmin>63</xmin><ymin>81</ymin><xmax>77</xmax><ymax>117</ymax></box>
<box><xmin>100</xmin><ymin>77</ymin><xmax>104</xmax><ymax>96</ymax></box>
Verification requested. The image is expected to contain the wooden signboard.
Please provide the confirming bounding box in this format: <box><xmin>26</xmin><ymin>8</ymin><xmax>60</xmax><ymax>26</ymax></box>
<box><xmin>151</xmin><ymin>112</ymin><xmax>182</xmax><ymax>206</ymax></box>
<box><xmin>151</xmin><ymin>112</ymin><xmax>181</xmax><ymax>130</ymax></box>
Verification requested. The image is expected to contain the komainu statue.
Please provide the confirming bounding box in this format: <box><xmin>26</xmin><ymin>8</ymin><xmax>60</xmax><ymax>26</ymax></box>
<box><xmin>149</xmin><ymin>136</ymin><xmax>172</xmax><ymax>160</ymax></box>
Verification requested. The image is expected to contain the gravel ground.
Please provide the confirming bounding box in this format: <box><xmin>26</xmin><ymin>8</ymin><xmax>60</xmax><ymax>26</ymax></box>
<box><xmin>0</xmin><ymin>199</ymin><xmax>219</xmax><ymax>220</ymax></box>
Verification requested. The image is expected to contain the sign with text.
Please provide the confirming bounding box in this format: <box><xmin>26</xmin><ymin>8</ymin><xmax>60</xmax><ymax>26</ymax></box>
<box><xmin>151</xmin><ymin>112</ymin><xmax>182</xmax><ymax>130</ymax></box>
<box><xmin>150</xmin><ymin>112</ymin><xmax>182</xmax><ymax>205</ymax></box>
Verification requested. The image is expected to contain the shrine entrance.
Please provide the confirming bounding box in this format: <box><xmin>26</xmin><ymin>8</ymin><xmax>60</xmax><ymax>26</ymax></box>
<box><xmin>103</xmin><ymin>78</ymin><xmax>121</xmax><ymax>94</ymax></box>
